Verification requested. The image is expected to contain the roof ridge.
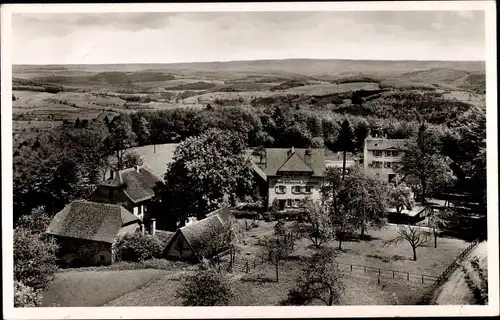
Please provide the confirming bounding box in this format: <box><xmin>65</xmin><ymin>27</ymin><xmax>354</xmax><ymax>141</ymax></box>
<box><xmin>277</xmin><ymin>151</ymin><xmax>313</xmax><ymax>173</ymax></box>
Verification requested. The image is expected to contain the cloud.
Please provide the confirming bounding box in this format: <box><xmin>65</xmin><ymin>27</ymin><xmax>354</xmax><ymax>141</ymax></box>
<box><xmin>12</xmin><ymin>11</ymin><xmax>486</xmax><ymax>64</ymax></box>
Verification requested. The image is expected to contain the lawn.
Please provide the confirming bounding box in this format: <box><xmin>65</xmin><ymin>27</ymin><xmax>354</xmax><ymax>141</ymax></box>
<box><xmin>106</xmin><ymin>220</ymin><xmax>468</xmax><ymax>306</ymax></box>
<box><xmin>126</xmin><ymin>143</ymin><xmax>179</xmax><ymax>176</ymax></box>
<box><xmin>42</xmin><ymin>269</ymin><xmax>172</xmax><ymax>307</ymax></box>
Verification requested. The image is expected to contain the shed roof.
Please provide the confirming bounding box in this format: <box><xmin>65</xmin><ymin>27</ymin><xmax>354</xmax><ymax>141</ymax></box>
<box><xmin>101</xmin><ymin>166</ymin><xmax>161</xmax><ymax>203</ymax></box>
<box><xmin>45</xmin><ymin>200</ymin><xmax>140</xmax><ymax>243</ymax></box>
<box><xmin>167</xmin><ymin>207</ymin><xmax>237</xmax><ymax>260</ymax></box>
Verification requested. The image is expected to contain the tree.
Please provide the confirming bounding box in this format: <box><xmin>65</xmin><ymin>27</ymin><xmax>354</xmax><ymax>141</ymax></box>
<box><xmin>340</xmin><ymin>168</ymin><xmax>388</xmax><ymax>237</ymax></box>
<box><xmin>385</xmin><ymin>225</ymin><xmax>430</xmax><ymax>261</ymax></box>
<box><xmin>15</xmin><ymin>206</ymin><xmax>52</xmax><ymax>235</ymax></box>
<box><xmin>335</xmin><ymin>119</ymin><xmax>356</xmax><ymax>180</ymax></box>
<box><xmin>176</xmin><ymin>268</ymin><xmax>233</xmax><ymax>306</ymax></box>
<box><xmin>14</xmin><ymin>281</ymin><xmax>43</xmax><ymax>307</ymax></box>
<box><xmin>105</xmin><ymin>116</ymin><xmax>137</xmax><ymax>171</ymax></box>
<box><xmin>396</xmin><ymin>122</ymin><xmax>455</xmax><ymax>203</ymax></box>
<box><xmin>281</xmin><ymin>248</ymin><xmax>346</xmax><ymax>306</ymax></box>
<box><xmin>302</xmin><ymin>199</ymin><xmax>333</xmax><ymax>248</ymax></box>
<box><xmin>311</xmin><ymin>137</ymin><xmax>324</xmax><ymax>149</ymax></box>
<box><xmin>121</xmin><ymin>151</ymin><xmax>144</xmax><ymax>170</ymax></box>
<box><xmin>134</xmin><ymin>115</ymin><xmax>151</xmax><ymax>145</ymax></box>
<box><xmin>426</xmin><ymin>206</ymin><xmax>454</xmax><ymax>248</ymax></box>
<box><xmin>263</xmin><ymin>230</ymin><xmax>294</xmax><ymax>282</ymax></box>
<box><xmin>156</xmin><ymin>129</ymin><xmax>255</xmax><ymax>227</ymax></box>
<box><xmin>387</xmin><ymin>182</ymin><xmax>414</xmax><ymax>214</ymax></box>
<box><xmin>14</xmin><ymin>228</ymin><xmax>59</xmax><ymax>290</ymax></box>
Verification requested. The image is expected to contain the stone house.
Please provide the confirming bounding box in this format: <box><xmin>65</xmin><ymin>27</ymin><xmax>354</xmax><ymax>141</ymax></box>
<box><xmin>45</xmin><ymin>200</ymin><xmax>141</xmax><ymax>267</ymax></box>
<box><xmin>89</xmin><ymin>165</ymin><xmax>161</xmax><ymax>224</ymax></box>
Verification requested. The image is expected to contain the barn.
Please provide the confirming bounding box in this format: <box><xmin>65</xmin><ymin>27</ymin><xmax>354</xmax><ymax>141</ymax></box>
<box><xmin>163</xmin><ymin>207</ymin><xmax>237</xmax><ymax>262</ymax></box>
<box><xmin>45</xmin><ymin>200</ymin><xmax>141</xmax><ymax>267</ymax></box>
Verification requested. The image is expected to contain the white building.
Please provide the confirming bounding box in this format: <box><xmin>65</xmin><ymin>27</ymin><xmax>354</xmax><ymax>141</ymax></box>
<box><xmin>363</xmin><ymin>136</ymin><xmax>409</xmax><ymax>183</ymax></box>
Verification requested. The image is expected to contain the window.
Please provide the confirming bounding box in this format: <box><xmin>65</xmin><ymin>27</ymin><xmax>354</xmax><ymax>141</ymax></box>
<box><xmin>293</xmin><ymin>186</ymin><xmax>302</xmax><ymax>194</ymax></box>
<box><xmin>294</xmin><ymin>199</ymin><xmax>301</xmax><ymax>207</ymax></box>
<box><xmin>286</xmin><ymin>199</ymin><xmax>293</xmax><ymax>207</ymax></box>
<box><xmin>276</xmin><ymin>185</ymin><xmax>286</xmax><ymax>194</ymax></box>
<box><xmin>386</xmin><ymin>151</ymin><xmax>399</xmax><ymax>157</ymax></box>
<box><xmin>372</xmin><ymin>161</ymin><xmax>382</xmax><ymax>168</ymax></box>
<box><xmin>384</xmin><ymin>161</ymin><xmax>392</xmax><ymax>168</ymax></box>
<box><xmin>304</xmin><ymin>186</ymin><xmax>312</xmax><ymax>194</ymax></box>
<box><xmin>100</xmin><ymin>255</ymin><xmax>105</xmax><ymax>261</ymax></box>
<box><xmin>373</xmin><ymin>150</ymin><xmax>382</xmax><ymax>157</ymax></box>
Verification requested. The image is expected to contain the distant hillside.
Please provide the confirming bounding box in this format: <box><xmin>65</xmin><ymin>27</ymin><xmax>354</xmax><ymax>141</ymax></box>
<box><xmin>397</xmin><ymin>68</ymin><xmax>486</xmax><ymax>92</ymax></box>
<box><xmin>14</xmin><ymin>59</ymin><xmax>485</xmax><ymax>79</ymax></box>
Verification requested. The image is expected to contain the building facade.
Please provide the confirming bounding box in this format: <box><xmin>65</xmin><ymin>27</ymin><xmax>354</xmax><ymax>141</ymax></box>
<box><xmin>363</xmin><ymin>136</ymin><xmax>409</xmax><ymax>183</ymax></box>
<box><xmin>253</xmin><ymin>147</ymin><xmax>325</xmax><ymax>210</ymax></box>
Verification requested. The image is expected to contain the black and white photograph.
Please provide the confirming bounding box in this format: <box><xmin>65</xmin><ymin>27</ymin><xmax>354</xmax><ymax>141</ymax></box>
<box><xmin>1</xmin><ymin>2</ymin><xmax>498</xmax><ymax>319</ymax></box>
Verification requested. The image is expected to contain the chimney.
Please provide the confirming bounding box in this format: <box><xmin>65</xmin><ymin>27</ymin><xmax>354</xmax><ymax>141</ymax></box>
<box><xmin>304</xmin><ymin>147</ymin><xmax>312</xmax><ymax>165</ymax></box>
<box><xmin>291</xmin><ymin>146</ymin><xmax>295</xmax><ymax>154</ymax></box>
<box><xmin>140</xmin><ymin>223</ymin><xmax>145</xmax><ymax>236</ymax></box>
<box><xmin>150</xmin><ymin>218</ymin><xmax>156</xmax><ymax>236</ymax></box>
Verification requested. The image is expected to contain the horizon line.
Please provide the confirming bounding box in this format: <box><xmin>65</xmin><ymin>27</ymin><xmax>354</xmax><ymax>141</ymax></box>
<box><xmin>13</xmin><ymin>57</ymin><xmax>486</xmax><ymax>66</ymax></box>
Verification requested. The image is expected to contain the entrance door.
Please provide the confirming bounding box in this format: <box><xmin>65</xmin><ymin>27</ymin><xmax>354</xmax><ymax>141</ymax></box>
<box><xmin>388</xmin><ymin>174</ymin><xmax>396</xmax><ymax>183</ymax></box>
<box><xmin>278</xmin><ymin>200</ymin><xmax>286</xmax><ymax>210</ymax></box>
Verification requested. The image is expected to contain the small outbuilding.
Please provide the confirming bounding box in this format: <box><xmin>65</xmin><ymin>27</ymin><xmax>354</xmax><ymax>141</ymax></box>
<box><xmin>45</xmin><ymin>200</ymin><xmax>141</xmax><ymax>267</ymax></box>
<box><xmin>163</xmin><ymin>207</ymin><xmax>237</xmax><ymax>262</ymax></box>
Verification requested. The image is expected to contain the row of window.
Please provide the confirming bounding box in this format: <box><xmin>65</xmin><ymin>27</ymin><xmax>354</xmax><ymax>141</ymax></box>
<box><xmin>372</xmin><ymin>150</ymin><xmax>400</xmax><ymax>157</ymax></box>
<box><xmin>278</xmin><ymin>199</ymin><xmax>303</xmax><ymax>207</ymax></box>
<box><xmin>275</xmin><ymin>185</ymin><xmax>313</xmax><ymax>194</ymax></box>
<box><xmin>371</xmin><ymin>161</ymin><xmax>395</xmax><ymax>169</ymax></box>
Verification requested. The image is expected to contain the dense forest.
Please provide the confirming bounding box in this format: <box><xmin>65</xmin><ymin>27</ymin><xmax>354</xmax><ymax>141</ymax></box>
<box><xmin>13</xmin><ymin>91</ymin><xmax>486</xmax><ymax>225</ymax></box>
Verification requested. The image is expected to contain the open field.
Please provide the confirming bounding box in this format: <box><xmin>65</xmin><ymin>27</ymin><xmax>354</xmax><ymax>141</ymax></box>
<box><xmin>127</xmin><ymin>143</ymin><xmax>179</xmax><ymax>176</ymax></box>
<box><xmin>41</xmin><ymin>269</ymin><xmax>172</xmax><ymax>307</ymax></box>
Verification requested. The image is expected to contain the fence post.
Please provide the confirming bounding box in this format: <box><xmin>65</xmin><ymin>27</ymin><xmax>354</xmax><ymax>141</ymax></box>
<box><xmin>364</xmin><ymin>266</ymin><xmax>366</xmax><ymax>273</ymax></box>
<box><xmin>407</xmin><ymin>273</ymin><xmax>409</xmax><ymax>281</ymax></box>
<box><xmin>351</xmin><ymin>265</ymin><xmax>353</xmax><ymax>271</ymax></box>
<box><xmin>421</xmin><ymin>275</ymin><xmax>424</xmax><ymax>283</ymax></box>
<box><xmin>246</xmin><ymin>261</ymin><xmax>249</xmax><ymax>274</ymax></box>
<box><xmin>378</xmin><ymin>269</ymin><xmax>381</xmax><ymax>276</ymax></box>
<box><xmin>377</xmin><ymin>276</ymin><xmax>380</xmax><ymax>285</ymax></box>
<box><xmin>392</xmin><ymin>270</ymin><xmax>395</xmax><ymax>278</ymax></box>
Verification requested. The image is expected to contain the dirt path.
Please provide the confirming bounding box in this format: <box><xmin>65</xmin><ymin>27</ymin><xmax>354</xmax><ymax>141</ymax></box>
<box><xmin>432</xmin><ymin>241</ymin><xmax>487</xmax><ymax>305</ymax></box>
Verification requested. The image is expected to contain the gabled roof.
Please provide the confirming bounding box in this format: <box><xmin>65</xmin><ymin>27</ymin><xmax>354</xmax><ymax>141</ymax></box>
<box><xmin>365</xmin><ymin>138</ymin><xmax>409</xmax><ymax>151</ymax></box>
<box><xmin>166</xmin><ymin>207</ymin><xmax>237</xmax><ymax>261</ymax></box>
<box><xmin>45</xmin><ymin>200</ymin><xmax>140</xmax><ymax>243</ymax></box>
<box><xmin>101</xmin><ymin>166</ymin><xmax>161</xmax><ymax>203</ymax></box>
<box><xmin>277</xmin><ymin>152</ymin><xmax>314</xmax><ymax>173</ymax></box>
<box><xmin>263</xmin><ymin>148</ymin><xmax>325</xmax><ymax>177</ymax></box>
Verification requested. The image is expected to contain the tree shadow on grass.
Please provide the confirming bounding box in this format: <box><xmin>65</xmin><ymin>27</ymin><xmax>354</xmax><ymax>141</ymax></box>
<box><xmin>367</xmin><ymin>253</ymin><xmax>411</xmax><ymax>263</ymax></box>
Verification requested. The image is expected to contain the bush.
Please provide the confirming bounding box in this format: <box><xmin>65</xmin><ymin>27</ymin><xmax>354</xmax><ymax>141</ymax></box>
<box><xmin>115</xmin><ymin>233</ymin><xmax>164</xmax><ymax>262</ymax></box>
<box><xmin>14</xmin><ymin>281</ymin><xmax>43</xmax><ymax>307</ymax></box>
<box><xmin>14</xmin><ymin>229</ymin><xmax>59</xmax><ymax>290</ymax></box>
<box><xmin>15</xmin><ymin>207</ymin><xmax>52</xmax><ymax>235</ymax></box>
<box><xmin>176</xmin><ymin>268</ymin><xmax>233</xmax><ymax>306</ymax></box>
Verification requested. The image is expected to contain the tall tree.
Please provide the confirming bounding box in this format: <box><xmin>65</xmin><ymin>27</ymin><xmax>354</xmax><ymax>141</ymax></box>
<box><xmin>302</xmin><ymin>198</ymin><xmax>333</xmax><ymax>248</ymax></box>
<box><xmin>396</xmin><ymin>122</ymin><xmax>455</xmax><ymax>204</ymax></box>
<box><xmin>154</xmin><ymin>129</ymin><xmax>254</xmax><ymax>228</ymax></box>
<box><xmin>105</xmin><ymin>116</ymin><xmax>137</xmax><ymax>171</ymax></box>
<box><xmin>335</xmin><ymin>119</ymin><xmax>356</xmax><ymax>180</ymax></box>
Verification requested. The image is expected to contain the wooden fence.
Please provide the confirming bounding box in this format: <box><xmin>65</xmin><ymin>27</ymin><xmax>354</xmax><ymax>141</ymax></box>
<box><xmin>433</xmin><ymin>238</ymin><xmax>480</xmax><ymax>285</ymax></box>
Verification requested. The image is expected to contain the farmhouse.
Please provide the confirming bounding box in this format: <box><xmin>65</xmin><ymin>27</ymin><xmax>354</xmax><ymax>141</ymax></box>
<box><xmin>163</xmin><ymin>207</ymin><xmax>237</xmax><ymax>262</ymax></box>
<box><xmin>252</xmin><ymin>147</ymin><xmax>325</xmax><ymax>210</ymax></box>
<box><xmin>90</xmin><ymin>165</ymin><xmax>161</xmax><ymax>222</ymax></box>
<box><xmin>45</xmin><ymin>200</ymin><xmax>141</xmax><ymax>267</ymax></box>
<box><xmin>363</xmin><ymin>136</ymin><xmax>409</xmax><ymax>183</ymax></box>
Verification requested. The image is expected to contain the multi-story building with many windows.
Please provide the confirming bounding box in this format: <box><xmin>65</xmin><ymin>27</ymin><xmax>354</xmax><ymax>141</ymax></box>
<box><xmin>363</xmin><ymin>136</ymin><xmax>409</xmax><ymax>183</ymax></box>
<box><xmin>252</xmin><ymin>147</ymin><xmax>325</xmax><ymax>210</ymax></box>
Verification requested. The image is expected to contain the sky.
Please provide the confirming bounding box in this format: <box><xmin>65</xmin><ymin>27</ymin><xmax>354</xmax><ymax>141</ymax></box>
<box><xmin>11</xmin><ymin>11</ymin><xmax>486</xmax><ymax>64</ymax></box>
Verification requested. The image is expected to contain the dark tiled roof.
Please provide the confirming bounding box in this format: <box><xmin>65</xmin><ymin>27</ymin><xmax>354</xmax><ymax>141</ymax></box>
<box><xmin>365</xmin><ymin>138</ymin><xmax>409</xmax><ymax>151</ymax></box>
<box><xmin>102</xmin><ymin>166</ymin><xmax>161</xmax><ymax>203</ymax></box>
<box><xmin>155</xmin><ymin>230</ymin><xmax>175</xmax><ymax>246</ymax></box>
<box><xmin>175</xmin><ymin>207</ymin><xmax>236</xmax><ymax>260</ymax></box>
<box><xmin>45</xmin><ymin>200</ymin><xmax>140</xmax><ymax>243</ymax></box>
<box><xmin>263</xmin><ymin>148</ymin><xmax>325</xmax><ymax>177</ymax></box>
